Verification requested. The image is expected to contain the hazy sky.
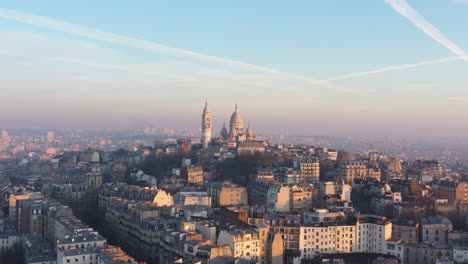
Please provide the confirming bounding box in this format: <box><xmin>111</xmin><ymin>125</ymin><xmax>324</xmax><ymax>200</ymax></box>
<box><xmin>1</xmin><ymin>0</ymin><xmax>467</xmax><ymax>137</ymax></box>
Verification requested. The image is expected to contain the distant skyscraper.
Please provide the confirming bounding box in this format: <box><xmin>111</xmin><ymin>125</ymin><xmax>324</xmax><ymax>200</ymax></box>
<box><xmin>1</xmin><ymin>130</ymin><xmax>9</xmax><ymax>142</ymax></box>
<box><xmin>47</xmin><ymin>131</ymin><xmax>55</xmax><ymax>141</ymax></box>
<box><xmin>201</xmin><ymin>101</ymin><xmax>212</xmax><ymax>149</ymax></box>
<box><xmin>143</xmin><ymin>125</ymin><xmax>156</xmax><ymax>135</ymax></box>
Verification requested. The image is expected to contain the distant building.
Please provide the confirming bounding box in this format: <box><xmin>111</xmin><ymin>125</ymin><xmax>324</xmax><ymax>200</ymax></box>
<box><xmin>177</xmin><ymin>139</ymin><xmax>191</xmax><ymax>154</ymax></box>
<box><xmin>1</xmin><ymin>130</ymin><xmax>9</xmax><ymax>142</ymax></box>
<box><xmin>47</xmin><ymin>131</ymin><xmax>55</xmax><ymax>141</ymax></box>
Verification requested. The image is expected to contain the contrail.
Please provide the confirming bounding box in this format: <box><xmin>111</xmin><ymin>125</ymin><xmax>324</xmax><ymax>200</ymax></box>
<box><xmin>329</xmin><ymin>56</ymin><xmax>467</xmax><ymax>81</ymax></box>
<box><xmin>0</xmin><ymin>8</ymin><xmax>327</xmax><ymax>86</ymax></box>
<box><xmin>385</xmin><ymin>0</ymin><xmax>467</xmax><ymax>58</ymax></box>
<box><xmin>0</xmin><ymin>7</ymin><xmax>465</xmax><ymax>84</ymax></box>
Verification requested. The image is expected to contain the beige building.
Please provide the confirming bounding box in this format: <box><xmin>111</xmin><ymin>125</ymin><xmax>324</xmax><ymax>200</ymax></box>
<box><xmin>290</xmin><ymin>185</ymin><xmax>315</xmax><ymax>213</ymax></box>
<box><xmin>152</xmin><ymin>190</ymin><xmax>174</xmax><ymax>207</ymax></box>
<box><xmin>175</xmin><ymin>192</ymin><xmax>211</xmax><ymax>206</ymax></box>
<box><xmin>209</xmin><ymin>182</ymin><xmax>248</xmax><ymax>207</ymax></box>
<box><xmin>266</xmin><ymin>232</ymin><xmax>284</xmax><ymax>264</ymax></box>
<box><xmin>338</xmin><ymin>161</ymin><xmax>367</xmax><ymax>184</ymax></box>
<box><xmin>255</xmin><ymin>224</ymin><xmax>269</xmax><ymax>264</ymax></box>
<box><xmin>338</xmin><ymin>161</ymin><xmax>381</xmax><ymax>183</ymax></box>
<box><xmin>9</xmin><ymin>192</ymin><xmax>43</xmax><ymax>220</ymax></box>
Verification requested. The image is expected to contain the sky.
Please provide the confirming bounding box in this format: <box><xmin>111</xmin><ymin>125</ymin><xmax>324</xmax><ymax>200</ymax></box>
<box><xmin>0</xmin><ymin>0</ymin><xmax>467</xmax><ymax>138</ymax></box>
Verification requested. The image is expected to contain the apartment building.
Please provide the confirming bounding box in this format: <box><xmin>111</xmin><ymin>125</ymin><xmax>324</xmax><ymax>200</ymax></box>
<box><xmin>356</xmin><ymin>215</ymin><xmax>392</xmax><ymax>254</ymax></box>
<box><xmin>299</xmin><ymin>223</ymin><xmax>356</xmax><ymax>260</ymax></box>
<box><xmin>421</xmin><ymin>215</ymin><xmax>452</xmax><ymax>245</ymax></box>
<box><xmin>217</xmin><ymin>229</ymin><xmax>261</xmax><ymax>260</ymax></box>
<box><xmin>293</xmin><ymin>157</ymin><xmax>320</xmax><ymax>183</ymax></box>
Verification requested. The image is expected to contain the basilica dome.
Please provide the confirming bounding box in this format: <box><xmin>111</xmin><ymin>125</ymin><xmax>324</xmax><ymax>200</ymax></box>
<box><xmin>230</xmin><ymin>104</ymin><xmax>244</xmax><ymax>126</ymax></box>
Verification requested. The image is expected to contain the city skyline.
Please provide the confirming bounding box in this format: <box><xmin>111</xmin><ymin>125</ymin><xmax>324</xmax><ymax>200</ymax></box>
<box><xmin>1</xmin><ymin>1</ymin><xmax>467</xmax><ymax>138</ymax></box>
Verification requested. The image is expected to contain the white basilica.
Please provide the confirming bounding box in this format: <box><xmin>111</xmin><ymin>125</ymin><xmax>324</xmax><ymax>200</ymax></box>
<box><xmin>201</xmin><ymin>102</ymin><xmax>256</xmax><ymax>149</ymax></box>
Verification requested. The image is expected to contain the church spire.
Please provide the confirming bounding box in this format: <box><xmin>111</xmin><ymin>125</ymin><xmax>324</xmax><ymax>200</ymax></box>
<box><xmin>201</xmin><ymin>101</ymin><xmax>212</xmax><ymax>149</ymax></box>
<box><xmin>203</xmin><ymin>101</ymin><xmax>211</xmax><ymax>114</ymax></box>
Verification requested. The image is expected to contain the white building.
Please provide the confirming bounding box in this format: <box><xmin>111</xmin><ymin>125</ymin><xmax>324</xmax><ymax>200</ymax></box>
<box><xmin>356</xmin><ymin>215</ymin><xmax>392</xmax><ymax>254</ymax></box>
<box><xmin>217</xmin><ymin>230</ymin><xmax>260</xmax><ymax>260</ymax></box>
<box><xmin>299</xmin><ymin>224</ymin><xmax>356</xmax><ymax>260</ymax></box>
<box><xmin>57</xmin><ymin>247</ymin><xmax>99</xmax><ymax>264</ymax></box>
<box><xmin>384</xmin><ymin>239</ymin><xmax>406</xmax><ymax>261</ymax></box>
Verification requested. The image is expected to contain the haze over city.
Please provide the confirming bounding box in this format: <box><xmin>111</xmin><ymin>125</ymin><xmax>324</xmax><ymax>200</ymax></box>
<box><xmin>3</xmin><ymin>2</ymin><xmax>468</xmax><ymax>264</ymax></box>
<box><xmin>1</xmin><ymin>1</ymin><xmax>467</xmax><ymax>138</ymax></box>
